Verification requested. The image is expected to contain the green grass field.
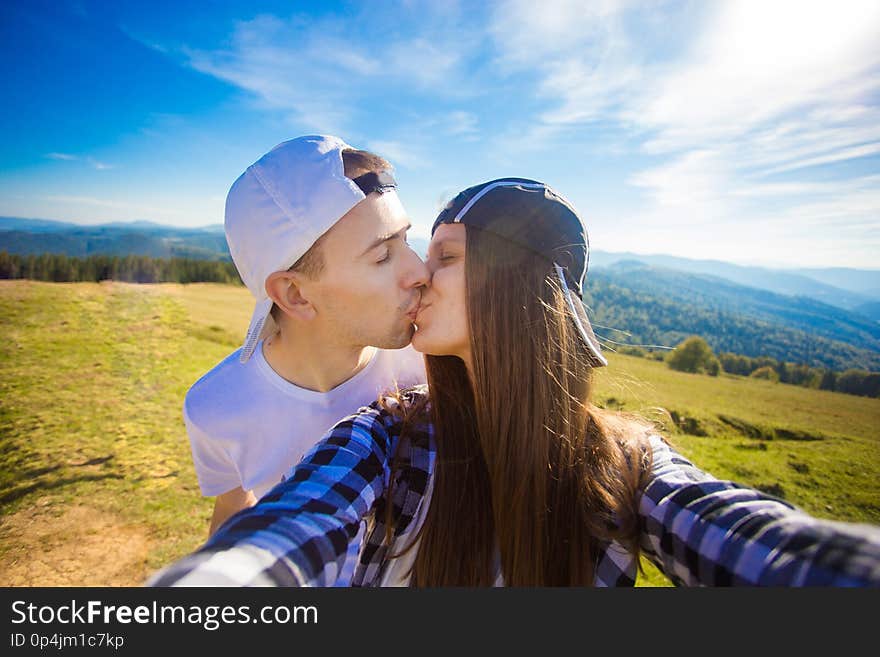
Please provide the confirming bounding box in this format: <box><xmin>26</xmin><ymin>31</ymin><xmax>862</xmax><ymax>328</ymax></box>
<box><xmin>0</xmin><ymin>280</ymin><xmax>877</xmax><ymax>586</ymax></box>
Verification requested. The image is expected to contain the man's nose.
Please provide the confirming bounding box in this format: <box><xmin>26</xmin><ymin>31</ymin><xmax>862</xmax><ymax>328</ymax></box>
<box><xmin>402</xmin><ymin>245</ymin><xmax>431</xmax><ymax>289</ymax></box>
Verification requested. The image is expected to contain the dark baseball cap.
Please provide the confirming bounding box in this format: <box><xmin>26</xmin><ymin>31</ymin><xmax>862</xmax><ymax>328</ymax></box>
<box><xmin>432</xmin><ymin>178</ymin><xmax>607</xmax><ymax>367</ymax></box>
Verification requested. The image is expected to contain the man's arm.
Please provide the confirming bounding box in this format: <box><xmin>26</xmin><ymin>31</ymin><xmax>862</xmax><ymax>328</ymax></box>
<box><xmin>148</xmin><ymin>401</ymin><xmax>402</xmax><ymax>587</ymax></box>
<box><xmin>209</xmin><ymin>487</ymin><xmax>258</xmax><ymax>537</ymax></box>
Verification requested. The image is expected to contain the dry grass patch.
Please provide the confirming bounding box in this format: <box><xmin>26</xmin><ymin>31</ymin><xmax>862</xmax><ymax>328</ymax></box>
<box><xmin>0</xmin><ymin>503</ymin><xmax>152</xmax><ymax>586</ymax></box>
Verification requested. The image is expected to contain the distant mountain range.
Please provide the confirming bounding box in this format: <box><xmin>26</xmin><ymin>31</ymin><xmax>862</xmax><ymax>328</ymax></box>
<box><xmin>589</xmin><ymin>251</ymin><xmax>880</xmax><ymax>316</ymax></box>
<box><xmin>2</xmin><ymin>216</ymin><xmax>878</xmax><ymax>370</ymax></box>
<box><xmin>0</xmin><ymin>216</ymin><xmax>227</xmax><ymax>261</ymax></box>
<box><xmin>586</xmin><ymin>262</ymin><xmax>880</xmax><ymax>371</ymax></box>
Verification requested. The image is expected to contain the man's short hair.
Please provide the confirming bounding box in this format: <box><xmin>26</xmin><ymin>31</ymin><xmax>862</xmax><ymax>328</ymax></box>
<box><xmin>269</xmin><ymin>148</ymin><xmax>393</xmax><ymax>323</ymax></box>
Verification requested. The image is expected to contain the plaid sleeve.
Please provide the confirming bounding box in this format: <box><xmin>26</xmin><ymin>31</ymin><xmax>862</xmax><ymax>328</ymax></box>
<box><xmin>148</xmin><ymin>400</ymin><xmax>404</xmax><ymax>587</ymax></box>
<box><xmin>640</xmin><ymin>435</ymin><xmax>880</xmax><ymax>586</ymax></box>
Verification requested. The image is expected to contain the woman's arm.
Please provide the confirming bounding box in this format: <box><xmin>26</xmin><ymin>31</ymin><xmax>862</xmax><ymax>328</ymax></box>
<box><xmin>148</xmin><ymin>402</ymin><xmax>402</xmax><ymax>587</ymax></box>
<box><xmin>640</xmin><ymin>436</ymin><xmax>880</xmax><ymax>586</ymax></box>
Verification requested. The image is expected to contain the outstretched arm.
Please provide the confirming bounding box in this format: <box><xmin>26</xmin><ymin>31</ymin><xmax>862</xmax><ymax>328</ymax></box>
<box><xmin>640</xmin><ymin>436</ymin><xmax>880</xmax><ymax>586</ymax></box>
<box><xmin>149</xmin><ymin>404</ymin><xmax>400</xmax><ymax>587</ymax></box>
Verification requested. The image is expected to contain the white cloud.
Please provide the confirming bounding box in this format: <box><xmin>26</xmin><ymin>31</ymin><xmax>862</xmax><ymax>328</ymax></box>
<box><xmin>179</xmin><ymin>10</ymin><xmax>473</xmax><ymax>135</ymax></box>
<box><xmin>622</xmin><ymin>144</ymin><xmax>880</xmax><ymax>267</ymax></box>
<box><xmin>182</xmin><ymin>15</ymin><xmax>354</xmax><ymax>134</ymax></box>
<box><xmin>635</xmin><ymin>1</ymin><xmax>880</xmax><ymax>145</ymax></box>
<box><xmin>446</xmin><ymin>111</ymin><xmax>478</xmax><ymax>136</ymax></box>
<box><xmin>760</xmin><ymin>142</ymin><xmax>880</xmax><ymax>176</ymax></box>
<box><xmin>729</xmin><ymin>175</ymin><xmax>880</xmax><ymax>199</ymax></box>
<box><xmin>93</xmin><ymin>1</ymin><xmax>877</xmax><ymax>265</ymax></box>
<box><xmin>488</xmin><ymin>0</ymin><xmax>880</xmax><ymax>266</ymax></box>
<box><xmin>43</xmin><ymin>195</ymin><xmax>180</xmax><ymax>216</ymax></box>
<box><xmin>490</xmin><ymin>0</ymin><xmax>637</xmax><ymax>68</ymax></box>
<box><xmin>119</xmin><ymin>24</ymin><xmax>169</xmax><ymax>54</ymax></box>
<box><xmin>45</xmin><ymin>153</ymin><xmax>114</xmax><ymax>170</ymax></box>
<box><xmin>365</xmin><ymin>140</ymin><xmax>427</xmax><ymax>169</ymax></box>
<box><xmin>628</xmin><ymin>149</ymin><xmax>735</xmax><ymax>211</ymax></box>
<box><xmin>386</xmin><ymin>38</ymin><xmax>462</xmax><ymax>88</ymax></box>
<box><xmin>87</xmin><ymin>158</ymin><xmax>114</xmax><ymax>170</ymax></box>
<box><xmin>413</xmin><ymin>111</ymin><xmax>480</xmax><ymax>139</ymax></box>
<box><xmin>491</xmin><ymin>0</ymin><xmax>642</xmax><ymax>128</ymax></box>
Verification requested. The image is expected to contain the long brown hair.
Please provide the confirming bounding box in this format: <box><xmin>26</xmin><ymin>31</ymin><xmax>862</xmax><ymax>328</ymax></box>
<box><xmin>394</xmin><ymin>226</ymin><xmax>652</xmax><ymax>586</ymax></box>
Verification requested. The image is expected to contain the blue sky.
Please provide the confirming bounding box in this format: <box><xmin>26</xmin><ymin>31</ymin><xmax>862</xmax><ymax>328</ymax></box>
<box><xmin>1</xmin><ymin>0</ymin><xmax>878</xmax><ymax>268</ymax></box>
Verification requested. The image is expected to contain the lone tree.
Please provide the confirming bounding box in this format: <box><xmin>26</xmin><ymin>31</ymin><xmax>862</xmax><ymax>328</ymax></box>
<box><xmin>666</xmin><ymin>336</ymin><xmax>721</xmax><ymax>376</ymax></box>
<box><xmin>750</xmin><ymin>366</ymin><xmax>780</xmax><ymax>383</ymax></box>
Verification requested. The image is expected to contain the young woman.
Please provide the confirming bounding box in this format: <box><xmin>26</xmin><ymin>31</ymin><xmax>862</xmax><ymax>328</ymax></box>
<box><xmin>151</xmin><ymin>179</ymin><xmax>880</xmax><ymax>587</ymax></box>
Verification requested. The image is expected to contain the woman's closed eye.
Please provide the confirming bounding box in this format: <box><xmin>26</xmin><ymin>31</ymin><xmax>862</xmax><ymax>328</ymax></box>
<box><xmin>437</xmin><ymin>249</ymin><xmax>462</xmax><ymax>263</ymax></box>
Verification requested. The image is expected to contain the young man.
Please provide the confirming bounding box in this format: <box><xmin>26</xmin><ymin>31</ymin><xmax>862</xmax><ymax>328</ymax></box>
<box><xmin>182</xmin><ymin>135</ymin><xmax>428</xmax><ymax>583</ymax></box>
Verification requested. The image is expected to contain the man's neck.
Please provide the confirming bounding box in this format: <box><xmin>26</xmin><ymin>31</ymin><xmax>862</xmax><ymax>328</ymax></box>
<box><xmin>261</xmin><ymin>328</ymin><xmax>377</xmax><ymax>393</ymax></box>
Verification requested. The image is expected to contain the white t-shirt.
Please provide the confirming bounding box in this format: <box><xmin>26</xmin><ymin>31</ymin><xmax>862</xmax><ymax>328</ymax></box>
<box><xmin>184</xmin><ymin>341</ymin><xmax>425</xmax><ymax>499</ymax></box>
<box><xmin>183</xmin><ymin>341</ymin><xmax>425</xmax><ymax>586</ymax></box>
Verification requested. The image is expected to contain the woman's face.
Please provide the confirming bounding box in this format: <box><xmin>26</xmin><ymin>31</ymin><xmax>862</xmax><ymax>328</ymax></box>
<box><xmin>412</xmin><ymin>223</ymin><xmax>470</xmax><ymax>364</ymax></box>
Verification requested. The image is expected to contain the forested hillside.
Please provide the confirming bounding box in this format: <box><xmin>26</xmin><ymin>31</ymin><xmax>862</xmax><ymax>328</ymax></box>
<box><xmin>586</xmin><ymin>264</ymin><xmax>880</xmax><ymax>371</ymax></box>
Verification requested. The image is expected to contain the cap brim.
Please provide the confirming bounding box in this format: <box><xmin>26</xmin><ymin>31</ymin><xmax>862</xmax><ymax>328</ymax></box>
<box><xmin>556</xmin><ymin>265</ymin><xmax>607</xmax><ymax>368</ymax></box>
<box><xmin>240</xmin><ymin>297</ymin><xmax>274</xmax><ymax>363</ymax></box>
<box><xmin>570</xmin><ymin>293</ymin><xmax>607</xmax><ymax>367</ymax></box>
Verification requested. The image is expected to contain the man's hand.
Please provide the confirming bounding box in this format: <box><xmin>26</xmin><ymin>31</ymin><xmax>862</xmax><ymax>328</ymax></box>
<box><xmin>209</xmin><ymin>486</ymin><xmax>258</xmax><ymax>537</ymax></box>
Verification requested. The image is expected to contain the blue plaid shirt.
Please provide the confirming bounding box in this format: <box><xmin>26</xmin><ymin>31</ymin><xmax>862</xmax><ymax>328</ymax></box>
<box><xmin>150</xmin><ymin>386</ymin><xmax>880</xmax><ymax>587</ymax></box>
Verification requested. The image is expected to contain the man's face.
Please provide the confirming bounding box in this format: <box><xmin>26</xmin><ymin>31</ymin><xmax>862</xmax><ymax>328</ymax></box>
<box><xmin>300</xmin><ymin>190</ymin><xmax>429</xmax><ymax>349</ymax></box>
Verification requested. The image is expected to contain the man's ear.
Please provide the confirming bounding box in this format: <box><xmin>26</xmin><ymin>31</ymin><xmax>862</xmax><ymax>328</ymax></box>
<box><xmin>265</xmin><ymin>270</ymin><xmax>316</xmax><ymax>322</ymax></box>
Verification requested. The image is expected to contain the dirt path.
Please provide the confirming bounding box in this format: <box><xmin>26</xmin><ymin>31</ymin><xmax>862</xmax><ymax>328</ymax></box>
<box><xmin>0</xmin><ymin>501</ymin><xmax>152</xmax><ymax>586</ymax></box>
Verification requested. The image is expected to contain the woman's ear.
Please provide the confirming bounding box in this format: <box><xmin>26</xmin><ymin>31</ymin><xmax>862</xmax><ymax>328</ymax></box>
<box><xmin>265</xmin><ymin>270</ymin><xmax>316</xmax><ymax>322</ymax></box>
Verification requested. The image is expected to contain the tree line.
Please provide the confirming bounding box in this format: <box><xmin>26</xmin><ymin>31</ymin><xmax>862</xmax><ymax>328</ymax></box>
<box><xmin>0</xmin><ymin>251</ymin><xmax>242</xmax><ymax>285</ymax></box>
<box><xmin>3</xmin><ymin>251</ymin><xmax>877</xmax><ymax>398</ymax></box>
<box><xmin>648</xmin><ymin>336</ymin><xmax>880</xmax><ymax>399</ymax></box>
